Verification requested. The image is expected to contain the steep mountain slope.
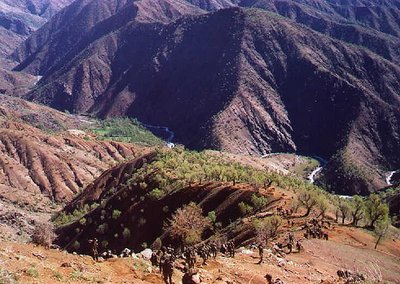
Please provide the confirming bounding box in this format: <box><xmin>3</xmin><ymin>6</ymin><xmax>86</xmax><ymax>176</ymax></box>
<box><xmin>11</xmin><ymin>0</ymin><xmax>205</xmax><ymax>75</ymax></box>
<box><xmin>0</xmin><ymin>0</ymin><xmax>74</xmax><ymax>68</ymax></box>
<box><xmin>7</xmin><ymin>1</ymin><xmax>400</xmax><ymax>195</ymax></box>
<box><xmin>15</xmin><ymin>8</ymin><xmax>400</xmax><ymax>194</ymax></box>
<box><xmin>240</xmin><ymin>0</ymin><xmax>400</xmax><ymax>65</ymax></box>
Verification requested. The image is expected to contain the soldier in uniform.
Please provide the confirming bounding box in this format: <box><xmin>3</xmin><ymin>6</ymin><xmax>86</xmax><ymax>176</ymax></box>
<box><xmin>88</xmin><ymin>238</ymin><xmax>99</xmax><ymax>261</ymax></box>
<box><xmin>162</xmin><ymin>254</ymin><xmax>174</xmax><ymax>284</ymax></box>
<box><xmin>257</xmin><ymin>243</ymin><xmax>264</xmax><ymax>264</ymax></box>
<box><xmin>210</xmin><ymin>243</ymin><xmax>218</xmax><ymax>259</ymax></box>
<box><xmin>228</xmin><ymin>241</ymin><xmax>235</xmax><ymax>258</ymax></box>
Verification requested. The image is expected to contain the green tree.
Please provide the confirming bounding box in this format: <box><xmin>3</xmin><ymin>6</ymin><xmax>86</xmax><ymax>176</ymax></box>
<box><xmin>349</xmin><ymin>195</ymin><xmax>365</xmax><ymax>226</ymax></box>
<box><xmin>374</xmin><ymin>219</ymin><xmax>390</xmax><ymax>249</ymax></box>
<box><xmin>365</xmin><ymin>194</ymin><xmax>389</xmax><ymax>228</ymax></box>
<box><xmin>338</xmin><ymin>199</ymin><xmax>350</xmax><ymax>224</ymax></box>
<box><xmin>297</xmin><ymin>189</ymin><xmax>319</xmax><ymax>216</ymax></box>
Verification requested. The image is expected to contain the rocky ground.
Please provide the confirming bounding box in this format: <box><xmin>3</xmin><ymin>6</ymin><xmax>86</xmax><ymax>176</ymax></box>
<box><xmin>0</xmin><ymin>223</ymin><xmax>399</xmax><ymax>284</ymax></box>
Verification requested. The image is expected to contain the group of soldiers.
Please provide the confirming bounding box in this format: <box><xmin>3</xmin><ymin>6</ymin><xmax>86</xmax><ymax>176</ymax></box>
<box><xmin>148</xmin><ymin>242</ymin><xmax>236</xmax><ymax>284</ymax></box>
<box><xmin>276</xmin><ymin>206</ymin><xmax>293</xmax><ymax>218</ymax></box>
<box><xmin>303</xmin><ymin>218</ymin><xmax>329</xmax><ymax>240</ymax></box>
<box><xmin>151</xmin><ymin>246</ymin><xmax>176</xmax><ymax>284</ymax></box>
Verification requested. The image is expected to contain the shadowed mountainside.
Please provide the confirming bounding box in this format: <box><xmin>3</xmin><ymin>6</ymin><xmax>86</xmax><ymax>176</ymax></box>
<box><xmin>6</xmin><ymin>0</ymin><xmax>400</xmax><ymax>195</ymax></box>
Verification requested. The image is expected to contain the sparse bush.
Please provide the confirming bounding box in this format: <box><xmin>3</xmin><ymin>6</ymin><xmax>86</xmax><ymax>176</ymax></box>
<box><xmin>0</xmin><ymin>268</ymin><xmax>18</xmax><ymax>284</ymax></box>
<box><xmin>167</xmin><ymin>202</ymin><xmax>211</xmax><ymax>246</ymax></box>
<box><xmin>97</xmin><ymin>223</ymin><xmax>108</xmax><ymax>234</ymax></box>
<box><xmin>148</xmin><ymin>188</ymin><xmax>164</xmax><ymax>200</ymax></box>
<box><xmin>207</xmin><ymin>211</ymin><xmax>217</xmax><ymax>224</ymax></box>
<box><xmin>238</xmin><ymin>202</ymin><xmax>254</xmax><ymax>216</ymax></box>
<box><xmin>26</xmin><ymin>267</ymin><xmax>39</xmax><ymax>278</ymax></box>
<box><xmin>122</xmin><ymin>228</ymin><xmax>131</xmax><ymax>241</ymax></box>
<box><xmin>31</xmin><ymin>222</ymin><xmax>55</xmax><ymax>248</ymax></box>
<box><xmin>72</xmin><ymin>241</ymin><xmax>80</xmax><ymax>250</ymax></box>
<box><xmin>253</xmin><ymin>215</ymin><xmax>282</xmax><ymax>245</ymax></box>
<box><xmin>53</xmin><ymin>271</ymin><xmax>63</xmax><ymax>281</ymax></box>
<box><xmin>112</xmin><ymin>209</ymin><xmax>122</xmax><ymax>220</ymax></box>
<box><xmin>251</xmin><ymin>194</ymin><xmax>268</xmax><ymax>212</ymax></box>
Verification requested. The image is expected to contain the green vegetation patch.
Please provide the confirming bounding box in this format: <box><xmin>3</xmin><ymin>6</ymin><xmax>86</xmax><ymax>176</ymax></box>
<box><xmin>90</xmin><ymin>118</ymin><xmax>163</xmax><ymax>146</ymax></box>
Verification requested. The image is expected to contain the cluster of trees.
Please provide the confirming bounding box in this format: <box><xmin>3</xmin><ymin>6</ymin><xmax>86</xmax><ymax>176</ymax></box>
<box><xmin>129</xmin><ymin>148</ymin><xmax>313</xmax><ymax>201</ymax></box>
<box><xmin>91</xmin><ymin>117</ymin><xmax>163</xmax><ymax>146</ymax></box>
<box><xmin>333</xmin><ymin>194</ymin><xmax>390</xmax><ymax>229</ymax></box>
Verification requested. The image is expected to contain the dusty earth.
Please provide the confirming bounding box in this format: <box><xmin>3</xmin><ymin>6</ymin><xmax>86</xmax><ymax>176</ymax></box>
<box><xmin>0</xmin><ymin>224</ymin><xmax>399</xmax><ymax>284</ymax></box>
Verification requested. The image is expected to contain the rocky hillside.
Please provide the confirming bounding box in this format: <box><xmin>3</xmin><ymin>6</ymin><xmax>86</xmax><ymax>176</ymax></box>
<box><xmin>0</xmin><ymin>96</ymin><xmax>154</xmax><ymax>208</ymax></box>
<box><xmin>0</xmin><ymin>0</ymin><xmax>74</xmax><ymax>68</ymax></box>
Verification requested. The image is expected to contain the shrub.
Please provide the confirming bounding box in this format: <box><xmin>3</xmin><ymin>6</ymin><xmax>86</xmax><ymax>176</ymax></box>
<box><xmin>151</xmin><ymin>238</ymin><xmax>163</xmax><ymax>251</ymax></box>
<box><xmin>96</xmin><ymin>223</ymin><xmax>108</xmax><ymax>234</ymax></box>
<box><xmin>112</xmin><ymin>209</ymin><xmax>122</xmax><ymax>220</ymax></box>
<box><xmin>148</xmin><ymin>188</ymin><xmax>164</xmax><ymax>200</ymax></box>
<box><xmin>207</xmin><ymin>211</ymin><xmax>217</xmax><ymax>224</ymax></box>
<box><xmin>26</xmin><ymin>267</ymin><xmax>39</xmax><ymax>278</ymax></box>
<box><xmin>167</xmin><ymin>202</ymin><xmax>211</xmax><ymax>246</ymax></box>
<box><xmin>122</xmin><ymin>228</ymin><xmax>131</xmax><ymax>241</ymax></box>
<box><xmin>238</xmin><ymin>202</ymin><xmax>254</xmax><ymax>216</ymax></box>
<box><xmin>253</xmin><ymin>215</ymin><xmax>282</xmax><ymax>245</ymax></box>
<box><xmin>31</xmin><ymin>222</ymin><xmax>55</xmax><ymax>248</ymax></box>
<box><xmin>251</xmin><ymin>194</ymin><xmax>268</xmax><ymax>211</ymax></box>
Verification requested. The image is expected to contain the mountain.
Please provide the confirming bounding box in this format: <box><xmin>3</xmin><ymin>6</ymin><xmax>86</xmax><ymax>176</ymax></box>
<box><xmin>0</xmin><ymin>0</ymin><xmax>74</xmax><ymax>68</ymax></box>
<box><xmin>6</xmin><ymin>0</ymin><xmax>400</xmax><ymax>195</ymax></box>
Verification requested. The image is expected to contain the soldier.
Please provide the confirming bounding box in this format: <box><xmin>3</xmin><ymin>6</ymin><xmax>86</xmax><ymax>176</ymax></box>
<box><xmin>296</xmin><ymin>240</ymin><xmax>303</xmax><ymax>253</ymax></box>
<box><xmin>162</xmin><ymin>255</ymin><xmax>174</xmax><ymax>284</ymax></box>
<box><xmin>159</xmin><ymin>249</ymin><xmax>166</xmax><ymax>274</ymax></box>
<box><xmin>228</xmin><ymin>241</ymin><xmax>235</xmax><ymax>258</ymax></box>
<box><xmin>210</xmin><ymin>243</ymin><xmax>218</xmax><ymax>259</ymax></box>
<box><xmin>220</xmin><ymin>243</ymin><xmax>227</xmax><ymax>255</ymax></box>
<box><xmin>257</xmin><ymin>243</ymin><xmax>264</xmax><ymax>264</ymax></box>
<box><xmin>286</xmin><ymin>242</ymin><xmax>293</xmax><ymax>254</ymax></box>
<box><xmin>151</xmin><ymin>251</ymin><xmax>159</xmax><ymax>267</ymax></box>
<box><xmin>288</xmin><ymin>233</ymin><xmax>294</xmax><ymax>244</ymax></box>
<box><xmin>198</xmin><ymin>246</ymin><xmax>208</xmax><ymax>265</ymax></box>
<box><xmin>88</xmin><ymin>238</ymin><xmax>99</xmax><ymax>261</ymax></box>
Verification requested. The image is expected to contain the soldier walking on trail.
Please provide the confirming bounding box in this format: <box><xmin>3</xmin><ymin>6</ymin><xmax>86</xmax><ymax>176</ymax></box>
<box><xmin>228</xmin><ymin>241</ymin><xmax>235</xmax><ymax>258</ymax></box>
<box><xmin>88</xmin><ymin>238</ymin><xmax>99</xmax><ymax>261</ymax></box>
<box><xmin>210</xmin><ymin>243</ymin><xmax>218</xmax><ymax>259</ymax></box>
<box><xmin>162</xmin><ymin>255</ymin><xmax>174</xmax><ymax>284</ymax></box>
<box><xmin>257</xmin><ymin>243</ymin><xmax>264</xmax><ymax>264</ymax></box>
